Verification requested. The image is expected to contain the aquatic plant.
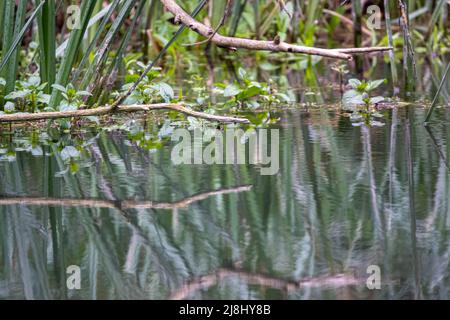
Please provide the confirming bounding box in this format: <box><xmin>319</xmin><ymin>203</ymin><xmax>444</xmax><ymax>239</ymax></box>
<box><xmin>4</xmin><ymin>75</ymin><xmax>49</xmax><ymax>113</ymax></box>
<box><xmin>343</xmin><ymin>78</ymin><xmax>387</xmax><ymax>127</ymax></box>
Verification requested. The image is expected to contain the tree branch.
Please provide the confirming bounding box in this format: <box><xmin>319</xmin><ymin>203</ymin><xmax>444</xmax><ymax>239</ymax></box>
<box><xmin>0</xmin><ymin>103</ymin><xmax>250</xmax><ymax>124</ymax></box>
<box><xmin>160</xmin><ymin>0</ymin><xmax>392</xmax><ymax>60</ymax></box>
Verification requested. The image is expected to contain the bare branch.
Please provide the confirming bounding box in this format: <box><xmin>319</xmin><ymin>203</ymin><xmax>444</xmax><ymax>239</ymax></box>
<box><xmin>161</xmin><ymin>0</ymin><xmax>352</xmax><ymax>60</ymax></box>
<box><xmin>0</xmin><ymin>103</ymin><xmax>250</xmax><ymax>124</ymax></box>
<box><xmin>160</xmin><ymin>0</ymin><xmax>393</xmax><ymax>60</ymax></box>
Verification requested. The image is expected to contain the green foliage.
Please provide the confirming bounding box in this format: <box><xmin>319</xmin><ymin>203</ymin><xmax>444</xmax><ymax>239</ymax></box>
<box><xmin>217</xmin><ymin>68</ymin><xmax>289</xmax><ymax>108</ymax></box>
<box><xmin>343</xmin><ymin>78</ymin><xmax>388</xmax><ymax>127</ymax></box>
<box><xmin>50</xmin><ymin>84</ymin><xmax>92</xmax><ymax>112</ymax></box>
<box><xmin>116</xmin><ymin>67</ymin><xmax>176</xmax><ymax>105</ymax></box>
<box><xmin>4</xmin><ymin>75</ymin><xmax>49</xmax><ymax>113</ymax></box>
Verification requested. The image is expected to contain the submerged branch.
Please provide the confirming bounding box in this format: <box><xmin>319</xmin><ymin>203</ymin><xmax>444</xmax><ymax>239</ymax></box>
<box><xmin>0</xmin><ymin>185</ymin><xmax>253</xmax><ymax>210</ymax></box>
<box><xmin>0</xmin><ymin>103</ymin><xmax>250</xmax><ymax>124</ymax></box>
<box><xmin>160</xmin><ymin>0</ymin><xmax>392</xmax><ymax>60</ymax></box>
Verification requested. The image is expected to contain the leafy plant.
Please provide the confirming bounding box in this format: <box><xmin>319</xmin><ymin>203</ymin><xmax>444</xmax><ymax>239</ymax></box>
<box><xmin>50</xmin><ymin>83</ymin><xmax>91</xmax><ymax>112</ymax></box>
<box><xmin>117</xmin><ymin>68</ymin><xmax>175</xmax><ymax>105</ymax></box>
<box><xmin>343</xmin><ymin>78</ymin><xmax>387</xmax><ymax>127</ymax></box>
<box><xmin>4</xmin><ymin>75</ymin><xmax>49</xmax><ymax>112</ymax></box>
<box><xmin>217</xmin><ymin>68</ymin><xmax>289</xmax><ymax>108</ymax></box>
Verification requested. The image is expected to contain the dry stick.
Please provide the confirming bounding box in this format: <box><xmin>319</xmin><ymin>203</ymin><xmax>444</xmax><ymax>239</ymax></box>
<box><xmin>162</xmin><ymin>0</ymin><xmax>393</xmax><ymax>59</ymax></box>
<box><xmin>0</xmin><ymin>185</ymin><xmax>253</xmax><ymax>210</ymax></box>
<box><xmin>161</xmin><ymin>0</ymin><xmax>351</xmax><ymax>60</ymax></box>
<box><xmin>0</xmin><ymin>103</ymin><xmax>250</xmax><ymax>124</ymax></box>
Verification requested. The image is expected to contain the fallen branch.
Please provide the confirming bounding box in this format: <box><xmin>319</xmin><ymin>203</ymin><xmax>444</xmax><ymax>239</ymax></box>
<box><xmin>0</xmin><ymin>185</ymin><xmax>253</xmax><ymax>210</ymax></box>
<box><xmin>0</xmin><ymin>103</ymin><xmax>250</xmax><ymax>124</ymax></box>
<box><xmin>161</xmin><ymin>0</ymin><xmax>392</xmax><ymax>60</ymax></box>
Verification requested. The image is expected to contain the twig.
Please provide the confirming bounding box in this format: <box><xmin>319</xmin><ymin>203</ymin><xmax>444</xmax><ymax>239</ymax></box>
<box><xmin>0</xmin><ymin>103</ymin><xmax>250</xmax><ymax>124</ymax></box>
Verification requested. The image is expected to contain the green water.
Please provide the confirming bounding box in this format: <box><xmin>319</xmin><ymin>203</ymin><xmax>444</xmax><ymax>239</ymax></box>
<box><xmin>1</xmin><ymin>106</ymin><xmax>450</xmax><ymax>299</ymax></box>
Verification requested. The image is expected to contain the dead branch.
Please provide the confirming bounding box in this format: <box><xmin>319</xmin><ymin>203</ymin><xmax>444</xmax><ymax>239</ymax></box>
<box><xmin>161</xmin><ymin>0</ymin><xmax>392</xmax><ymax>60</ymax></box>
<box><xmin>0</xmin><ymin>103</ymin><xmax>250</xmax><ymax>124</ymax></box>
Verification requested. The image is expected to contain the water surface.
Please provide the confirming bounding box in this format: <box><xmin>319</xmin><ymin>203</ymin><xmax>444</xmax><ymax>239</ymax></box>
<box><xmin>1</xmin><ymin>106</ymin><xmax>450</xmax><ymax>299</ymax></box>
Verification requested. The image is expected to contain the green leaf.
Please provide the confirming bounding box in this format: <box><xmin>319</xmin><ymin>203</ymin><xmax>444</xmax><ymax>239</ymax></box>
<box><xmin>348</xmin><ymin>79</ymin><xmax>361</xmax><ymax>89</ymax></box>
<box><xmin>366</xmin><ymin>79</ymin><xmax>386</xmax><ymax>91</ymax></box>
<box><xmin>60</xmin><ymin>146</ymin><xmax>80</xmax><ymax>161</ymax></box>
<box><xmin>5</xmin><ymin>90</ymin><xmax>30</xmax><ymax>99</ymax></box>
<box><xmin>37</xmin><ymin>93</ymin><xmax>50</xmax><ymax>104</ymax></box>
<box><xmin>343</xmin><ymin>89</ymin><xmax>364</xmax><ymax>108</ymax></box>
<box><xmin>37</xmin><ymin>82</ymin><xmax>48</xmax><ymax>91</ymax></box>
<box><xmin>238</xmin><ymin>67</ymin><xmax>247</xmax><ymax>80</ymax></box>
<box><xmin>75</xmin><ymin>91</ymin><xmax>92</xmax><ymax>97</ymax></box>
<box><xmin>51</xmin><ymin>84</ymin><xmax>67</xmax><ymax>93</ymax></box>
<box><xmin>153</xmin><ymin>82</ymin><xmax>174</xmax><ymax>103</ymax></box>
<box><xmin>28</xmin><ymin>76</ymin><xmax>41</xmax><ymax>86</ymax></box>
<box><xmin>59</xmin><ymin>101</ymin><xmax>77</xmax><ymax>112</ymax></box>
<box><xmin>87</xmin><ymin>116</ymin><xmax>100</xmax><ymax>124</ymax></box>
<box><xmin>237</xmin><ymin>86</ymin><xmax>262</xmax><ymax>100</ymax></box>
<box><xmin>4</xmin><ymin>101</ymin><xmax>15</xmax><ymax>113</ymax></box>
<box><xmin>224</xmin><ymin>84</ymin><xmax>241</xmax><ymax>97</ymax></box>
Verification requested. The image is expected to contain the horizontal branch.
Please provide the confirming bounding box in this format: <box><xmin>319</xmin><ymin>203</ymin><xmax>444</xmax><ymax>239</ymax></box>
<box><xmin>161</xmin><ymin>0</ymin><xmax>393</xmax><ymax>60</ymax></box>
<box><xmin>0</xmin><ymin>103</ymin><xmax>250</xmax><ymax>124</ymax></box>
<box><xmin>0</xmin><ymin>185</ymin><xmax>253</xmax><ymax>210</ymax></box>
<box><xmin>161</xmin><ymin>0</ymin><xmax>351</xmax><ymax>60</ymax></box>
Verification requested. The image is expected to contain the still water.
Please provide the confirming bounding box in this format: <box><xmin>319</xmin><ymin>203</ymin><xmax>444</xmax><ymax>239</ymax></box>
<box><xmin>1</xmin><ymin>106</ymin><xmax>450</xmax><ymax>299</ymax></box>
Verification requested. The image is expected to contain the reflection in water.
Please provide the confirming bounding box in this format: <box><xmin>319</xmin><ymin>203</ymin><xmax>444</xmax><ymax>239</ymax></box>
<box><xmin>1</xmin><ymin>107</ymin><xmax>450</xmax><ymax>299</ymax></box>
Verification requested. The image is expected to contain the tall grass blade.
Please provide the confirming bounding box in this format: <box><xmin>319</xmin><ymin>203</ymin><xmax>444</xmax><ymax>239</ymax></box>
<box><xmin>429</xmin><ymin>0</ymin><xmax>447</xmax><ymax>31</ymax></box>
<box><xmin>424</xmin><ymin>61</ymin><xmax>450</xmax><ymax>123</ymax></box>
<box><xmin>79</xmin><ymin>0</ymin><xmax>137</xmax><ymax>91</ymax></box>
<box><xmin>351</xmin><ymin>0</ymin><xmax>363</xmax><ymax>73</ymax></box>
<box><xmin>71</xmin><ymin>0</ymin><xmax>122</xmax><ymax>83</ymax></box>
<box><xmin>37</xmin><ymin>0</ymin><xmax>56</xmax><ymax>93</ymax></box>
<box><xmin>49</xmin><ymin>0</ymin><xmax>97</xmax><ymax>109</ymax></box>
<box><xmin>0</xmin><ymin>1</ymin><xmax>5</xmax><ymax>45</ymax></box>
<box><xmin>1</xmin><ymin>1</ymin><xmax>43</xmax><ymax>93</ymax></box>
<box><xmin>113</xmin><ymin>0</ymin><xmax>208</xmax><ymax>107</ymax></box>
<box><xmin>384</xmin><ymin>0</ymin><xmax>398</xmax><ymax>87</ymax></box>
<box><xmin>228</xmin><ymin>0</ymin><xmax>248</xmax><ymax>37</ymax></box>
